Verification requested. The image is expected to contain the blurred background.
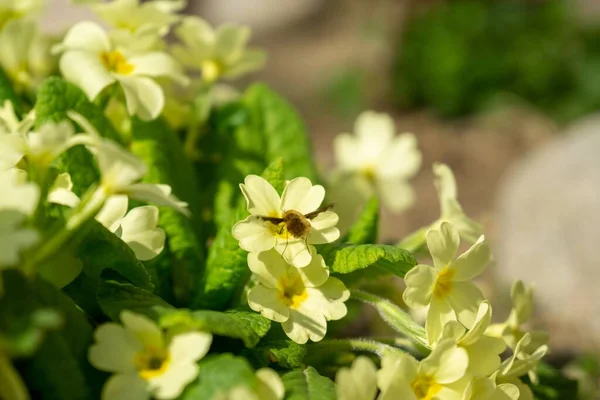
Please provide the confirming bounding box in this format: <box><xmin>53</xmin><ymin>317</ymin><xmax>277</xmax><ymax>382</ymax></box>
<box><xmin>46</xmin><ymin>0</ymin><xmax>600</xmax><ymax>392</ymax></box>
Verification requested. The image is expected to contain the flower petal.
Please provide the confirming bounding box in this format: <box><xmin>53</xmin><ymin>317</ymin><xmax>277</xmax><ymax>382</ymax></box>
<box><xmin>426</xmin><ymin>222</ymin><xmax>460</xmax><ymax>269</ymax></box>
<box><xmin>403</xmin><ymin>264</ymin><xmax>436</xmax><ymax>309</ymax></box>
<box><xmin>297</xmin><ymin>249</ymin><xmax>329</xmax><ymax>286</ymax></box>
<box><xmin>307</xmin><ymin>211</ymin><xmax>340</xmax><ymax>244</ymax></box>
<box><xmin>354</xmin><ymin>111</ymin><xmax>394</xmax><ymax>158</ymax></box>
<box><xmin>96</xmin><ymin>194</ymin><xmax>128</xmax><ymax>232</ymax></box>
<box><xmin>60</xmin><ymin>50</ymin><xmax>115</xmax><ymax>101</ymax></box>
<box><xmin>247</xmin><ymin>249</ymin><xmax>290</xmax><ymax>288</ymax></box>
<box><xmin>117</xmin><ymin>75</ymin><xmax>164</xmax><ymax>121</ymax></box>
<box><xmin>120</xmin><ymin>310</ymin><xmax>163</xmax><ymax>349</ymax></box>
<box><xmin>282</xmin><ymin>308</ymin><xmax>327</xmax><ymax>344</ymax></box>
<box><xmin>303</xmin><ymin>279</ymin><xmax>349</xmax><ymax>321</ymax></box>
<box><xmin>425</xmin><ymin>341</ymin><xmax>468</xmax><ymax>384</ymax></box>
<box><xmin>120</xmin><ymin>206</ymin><xmax>166</xmax><ymax>260</ymax></box>
<box><xmin>451</xmin><ymin>235</ymin><xmax>490</xmax><ymax>281</ymax></box>
<box><xmin>48</xmin><ymin>173</ymin><xmax>80</xmax><ymax>208</ymax></box>
<box><xmin>426</xmin><ymin>297</ymin><xmax>457</xmax><ymax>345</ymax></box>
<box><xmin>215</xmin><ymin>24</ymin><xmax>250</xmax><ymax>62</ymax></box>
<box><xmin>447</xmin><ymin>281</ymin><xmax>485</xmax><ymax>329</ymax></box>
<box><xmin>375</xmin><ymin>179</ymin><xmax>415</xmax><ymax>213</ymax></box>
<box><xmin>240</xmin><ymin>175</ymin><xmax>281</xmax><ymax>216</ymax></box>
<box><xmin>466</xmin><ymin>336</ymin><xmax>505</xmax><ymax>377</ymax></box>
<box><xmin>280</xmin><ymin>177</ymin><xmax>325</xmax><ymax>214</ymax></box>
<box><xmin>232</xmin><ymin>216</ymin><xmax>275</xmax><ymax>253</ymax></box>
<box><xmin>256</xmin><ymin>368</ymin><xmax>285</xmax><ymax>400</ymax></box>
<box><xmin>461</xmin><ymin>301</ymin><xmax>492</xmax><ymax>346</ymax></box>
<box><xmin>56</xmin><ymin>21</ymin><xmax>110</xmax><ymax>53</ymax></box>
<box><xmin>333</xmin><ymin>133</ymin><xmax>362</xmax><ymax>171</ymax></box>
<box><xmin>149</xmin><ymin>360</ymin><xmax>199</xmax><ymax>400</ymax></box>
<box><xmin>247</xmin><ymin>285</ymin><xmax>290</xmax><ymax>323</ymax></box>
<box><xmin>274</xmin><ymin>238</ymin><xmax>311</xmax><ymax>268</ymax></box>
<box><xmin>336</xmin><ymin>356</ymin><xmax>378</xmax><ymax>400</ymax></box>
<box><xmin>102</xmin><ymin>374</ymin><xmax>149</xmax><ymax>400</ymax></box>
<box><xmin>128</xmin><ymin>52</ymin><xmax>188</xmax><ymax>85</ymax></box>
<box><xmin>168</xmin><ymin>331</ymin><xmax>212</xmax><ymax>364</ymax></box>
<box><xmin>88</xmin><ymin>323</ymin><xmax>141</xmax><ymax>373</ymax></box>
<box><xmin>376</xmin><ymin>133</ymin><xmax>422</xmax><ymax>180</ymax></box>
<box><xmin>124</xmin><ymin>183</ymin><xmax>190</xmax><ymax>216</ymax></box>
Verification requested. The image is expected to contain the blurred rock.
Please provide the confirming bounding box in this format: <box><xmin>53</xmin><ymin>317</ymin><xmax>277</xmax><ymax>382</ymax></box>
<box><xmin>495</xmin><ymin>114</ymin><xmax>600</xmax><ymax>351</ymax></box>
<box><xmin>190</xmin><ymin>0</ymin><xmax>324</xmax><ymax>34</ymax></box>
<box><xmin>41</xmin><ymin>0</ymin><xmax>98</xmax><ymax>35</ymax></box>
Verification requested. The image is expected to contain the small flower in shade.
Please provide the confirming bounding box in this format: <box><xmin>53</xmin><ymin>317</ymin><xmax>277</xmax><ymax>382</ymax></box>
<box><xmin>498</xmin><ymin>333</ymin><xmax>548</xmax><ymax>385</ymax></box>
<box><xmin>88</xmin><ymin>311</ymin><xmax>212</xmax><ymax>400</ymax></box>
<box><xmin>377</xmin><ymin>340</ymin><xmax>470</xmax><ymax>400</ymax></box>
<box><xmin>92</xmin><ymin>0</ymin><xmax>185</xmax><ymax>51</ymax></box>
<box><xmin>486</xmin><ymin>281</ymin><xmax>549</xmax><ymax>355</ymax></box>
<box><xmin>172</xmin><ymin>16</ymin><xmax>265</xmax><ymax>83</ymax></box>
<box><xmin>336</xmin><ymin>356</ymin><xmax>378</xmax><ymax>400</ymax></box>
<box><xmin>47</xmin><ymin>173</ymin><xmax>80</xmax><ymax>208</ymax></box>
<box><xmin>247</xmin><ymin>247</ymin><xmax>349</xmax><ymax>344</ymax></box>
<box><xmin>403</xmin><ymin>222</ymin><xmax>491</xmax><ymax>344</ymax></box>
<box><xmin>0</xmin><ymin>18</ymin><xmax>56</xmax><ymax>94</ymax></box>
<box><xmin>232</xmin><ymin>175</ymin><xmax>339</xmax><ymax>268</ymax></box>
<box><xmin>431</xmin><ymin>163</ymin><xmax>483</xmax><ymax>244</ymax></box>
<box><xmin>54</xmin><ymin>21</ymin><xmax>188</xmax><ymax>121</ymax></box>
<box><xmin>0</xmin><ymin>168</ymin><xmax>39</xmax><ymax>267</ymax></box>
<box><xmin>214</xmin><ymin>368</ymin><xmax>285</xmax><ymax>400</ymax></box>
<box><xmin>438</xmin><ymin>301</ymin><xmax>506</xmax><ymax>378</ymax></box>
<box><xmin>95</xmin><ymin>195</ymin><xmax>166</xmax><ymax>260</ymax></box>
<box><xmin>464</xmin><ymin>375</ymin><xmax>520</xmax><ymax>400</ymax></box>
<box><xmin>332</xmin><ymin>111</ymin><xmax>422</xmax><ymax>213</ymax></box>
<box><xmin>70</xmin><ymin>112</ymin><xmax>190</xmax><ymax>216</ymax></box>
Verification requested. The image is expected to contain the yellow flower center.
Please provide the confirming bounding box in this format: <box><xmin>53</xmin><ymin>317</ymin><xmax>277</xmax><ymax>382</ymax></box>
<box><xmin>101</xmin><ymin>51</ymin><xmax>135</xmax><ymax>75</ymax></box>
<box><xmin>433</xmin><ymin>266</ymin><xmax>455</xmax><ymax>299</ymax></box>
<box><xmin>267</xmin><ymin>210</ymin><xmax>311</xmax><ymax>240</ymax></box>
<box><xmin>411</xmin><ymin>375</ymin><xmax>443</xmax><ymax>400</ymax></box>
<box><xmin>278</xmin><ymin>273</ymin><xmax>308</xmax><ymax>309</ymax></box>
<box><xmin>201</xmin><ymin>59</ymin><xmax>222</xmax><ymax>82</ymax></box>
<box><xmin>360</xmin><ymin>165</ymin><xmax>377</xmax><ymax>182</ymax></box>
<box><xmin>135</xmin><ymin>347</ymin><xmax>171</xmax><ymax>380</ymax></box>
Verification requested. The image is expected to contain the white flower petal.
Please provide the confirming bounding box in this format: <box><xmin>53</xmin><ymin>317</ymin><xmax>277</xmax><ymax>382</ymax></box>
<box><xmin>282</xmin><ymin>308</ymin><xmax>327</xmax><ymax>344</ymax></box>
<box><xmin>89</xmin><ymin>323</ymin><xmax>141</xmax><ymax>373</ymax></box>
<box><xmin>0</xmin><ymin>169</ymin><xmax>40</xmax><ymax>215</ymax></box>
<box><xmin>354</xmin><ymin>111</ymin><xmax>394</xmax><ymax>158</ymax></box>
<box><xmin>168</xmin><ymin>331</ymin><xmax>212</xmax><ymax>364</ymax></box>
<box><xmin>426</xmin><ymin>222</ymin><xmax>460</xmax><ymax>269</ymax></box>
<box><xmin>232</xmin><ymin>216</ymin><xmax>275</xmax><ymax>253</ymax></box>
<box><xmin>333</xmin><ymin>133</ymin><xmax>363</xmax><ymax>171</ymax></box>
<box><xmin>375</xmin><ymin>179</ymin><xmax>415</xmax><ymax>213</ymax></box>
<box><xmin>117</xmin><ymin>75</ymin><xmax>165</xmax><ymax>121</ymax></box>
<box><xmin>297</xmin><ymin>249</ymin><xmax>329</xmax><ymax>286</ymax></box>
<box><xmin>402</xmin><ymin>264</ymin><xmax>436</xmax><ymax>309</ymax></box>
<box><xmin>378</xmin><ymin>354</ymin><xmax>418</xmax><ymax>395</ymax></box>
<box><xmin>0</xmin><ymin>212</ymin><xmax>38</xmax><ymax>267</ymax></box>
<box><xmin>280</xmin><ymin>177</ymin><xmax>325</xmax><ymax>215</ymax></box>
<box><xmin>120</xmin><ymin>310</ymin><xmax>163</xmax><ymax>349</ymax></box>
<box><xmin>303</xmin><ymin>281</ymin><xmax>349</xmax><ymax>321</ymax></box>
<box><xmin>150</xmin><ymin>362</ymin><xmax>199</xmax><ymax>400</ymax></box>
<box><xmin>376</xmin><ymin>133</ymin><xmax>422</xmax><ymax>179</ymax></box>
<box><xmin>447</xmin><ymin>282</ymin><xmax>485</xmax><ymax>329</ymax></box>
<box><xmin>451</xmin><ymin>235</ymin><xmax>490</xmax><ymax>281</ymax></box>
<box><xmin>48</xmin><ymin>173</ymin><xmax>80</xmax><ymax>207</ymax></box>
<box><xmin>102</xmin><ymin>374</ymin><xmax>149</xmax><ymax>400</ymax></box>
<box><xmin>307</xmin><ymin>211</ymin><xmax>339</xmax><ymax>244</ymax></box>
<box><xmin>274</xmin><ymin>238</ymin><xmax>311</xmax><ymax>268</ymax></box>
<box><xmin>240</xmin><ymin>175</ymin><xmax>281</xmax><ymax>216</ymax></box>
<box><xmin>124</xmin><ymin>183</ymin><xmax>190</xmax><ymax>216</ymax></box>
<box><xmin>466</xmin><ymin>336</ymin><xmax>505</xmax><ymax>377</ymax></box>
<box><xmin>96</xmin><ymin>194</ymin><xmax>129</xmax><ymax>232</ymax></box>
<box><xmin>0</xmin><ymin>134</ymin><xmax>25</xmax><ymax>170</ymax></box>
<box><xmin>120</xmin><ymin>206</ymin><xmax>166</xmax><ymax>260</ymax></box>
<box><xmin>222</xmin><ymin>50</ymin><xmax>265</xmax><ymax>79</ymax></box>
<box><xmin>426</xmin><ymin>297</ymin><xmax>457</xmax><ymax>345</ymax></box>
<box><xmin>247</xmin><ymin>250</ymin><xmax>290</xmax><ymax>288</ymax></box>
<box><xmin>215</xmin><ymin>24</ymin><xmax>250</xmax><ymax>62</ymax></box>
<box><xmin>461</xmin><ymin>301</ymin><xmax>492</xmax><ymax>346</ymax></box>
<box><xmin>336</xmin><ymin>356</ymin><xmax>378</xmax><ymax>400</ymax></box>
<box><xmin>128</xmin><ymin>52</ymin><xmax>188</xmax><ymax>85</ymax></box>
<box><xmin>256</xmin><ymin>368</ymin><xmax>285</xmax><ymax>400</ymax></box>
<box><xmin>60</xmin><ymin>50</ymin><xmax>115</xmax><ymax>101</ymax></box>
<box><xmin>425</xmin><ymin>341</ymin><xmax>468</xmax><ymax>384</ymax></box>
<box><xmin>247</xmin><ymin>285</ymin><xmax>290</xmax><ymax>323</ymax></box>
<box><xmin>56</xmin><ymin>21</ymin><xmax>110</xmax><ymax>53</ymax></box>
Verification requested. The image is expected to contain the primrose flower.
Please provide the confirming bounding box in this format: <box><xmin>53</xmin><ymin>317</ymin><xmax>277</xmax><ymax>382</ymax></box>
<box><xmin>0</xmin><ymin>19</ymin><xmax>56</xmax><ymax>94</ymax></box>
<box><xmin>55</xmin><ymin>21</ymin><xmax>188</xmax><ymax>121</ymax></box>
<box><xmin>336</xmin><ymin>356</ymin><xmax>378</xmax><ymax>400</ymax></box>
<box><xmin>214</xmin><ymin>368</ymin><xmax>285</xmax><ymax>400</ymax></box>
<box><xmin>92</xmin><ymin>0</ymin><xmax>185</xmax><ymax>51</ymax></box>
<box><xmin>499</xmin><ymin>333</ymin><xmax>548</xmax><ymax>384</ymax></box>
<box><xmin>431</xmin><ymin>163</ymin><xmax>483</xmax><ymax>244</ymax></box>
<box><xmin>95</xmin><ymin>195</ymin><xmax>166</xmax><ymax>260</ymax></box>
<box><xmin>247</xmin><ymin>247</ymin><xmax>349</xmax><ymax>344</ymax></box>
<box><xmin>89</xmin><ymin>311</ymin><xmax>212</xmax><ymax>400</ymax></box>
<box><xmin>438</xmin><ymin>301</ymin><xmax>506</xmax><ymax>378</ymax></box>
<box><xmin>172</xmin><ymin>16</ymin><xmax>266</xmax><ymax>83</ymax></box>
<box><xmin>232</xmin><ymin>175</ymin><xmax>339</xmax><ymax>268</ymax></box>
<box><xmin>403</xmin><ymin>222</ymin><xmax>491</xmax><ymax>343</ymax></box>
<box><xmin>0</xmin><ymin>0</ymin><xmax>43</xmax><ymax>28</ymax></box>
<box><xmin>377</xmin><ymin>340</ymin><xmax>469</xmax><ymax>400</ymax></box>
<box><xmin>486</xmin><ymin>281</ymin><xmax>549</xmax><ymax>354</ymax></box>
<box><xmin>0</xmin><ymin>168</ymin><xmax>39</xmax><ymax>267</ymax></box>
<box><xmin>464</xmin><ymin>376</ymin><xmax>520</xmax><ymax>400</ymax></box>
<box><xmin>333</xmin><ymin>111</ymin><xmax>422</xmax><ymax>212</ymax></box>
<box><xmin>47</xmin><ymin>173</ymin><xmax>80</xmax><ymax>208</ymax></box>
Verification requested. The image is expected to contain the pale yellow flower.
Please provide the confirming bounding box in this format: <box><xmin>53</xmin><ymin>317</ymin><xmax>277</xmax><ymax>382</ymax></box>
<box><xmin>336</xmin><ymin>356</ymin><xmax>378</xmax><ymax>400</ymax></box>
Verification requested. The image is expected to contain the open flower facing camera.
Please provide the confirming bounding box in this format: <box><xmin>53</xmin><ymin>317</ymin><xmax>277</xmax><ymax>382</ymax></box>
<box><xmin>0</xmin><ymin>1</ymin><xmax>569</xmax><ymax>400</ymax></box>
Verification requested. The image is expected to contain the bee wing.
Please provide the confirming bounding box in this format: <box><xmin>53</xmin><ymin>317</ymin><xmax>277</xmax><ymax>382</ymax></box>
<box><xmin>257</xmin><ymin>215</ymin><xmax>284</xmax><ymax>224</ymax></box>
<box><xmin>304</xmin><ymin>204</ymin><xmax>334</xmax><ymax>219</ymax></box>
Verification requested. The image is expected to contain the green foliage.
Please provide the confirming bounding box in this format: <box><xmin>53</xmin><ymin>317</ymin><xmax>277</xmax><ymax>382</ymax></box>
<box><xmin>180</xmin><ymin>354</ymin><xmax>257</xmax><ymax>400</ymax></box>
<box><xmin>524</xmin><ymin>363</ymin><xmax>579</xmax><ymax>400</ymax></box>
<box><xmin>320</xmin><ymin>243</ymin><xmax>416</xmax><ymax>277</ymax></box>
<box><xmin>130</xmin><ymin>117</ymin><xmax>206</xmax><ymax>306</ymax></box>
<box><xmin>343</xmin><ymin>197</ymin><xmax>379</xmax><ymax>245</ymax></box>
<box><xmin>64</xmin><ymin>221</ymin><xmax>153</xmax><ymax>317</ymax></box>
<box><xmin>158</xmin><ymin>308</ymin><xmax>271</xmax><ymax>348</ymax></box>
<box><xmin>96</xmin><ymin>278</ymin><xmax>172</xmax><ymax>321</ymax></box>
<box><xmin>281</xmin><ymin>367</ymin><xmax>337</xmax><ymax>400</ymax></box>
<box><xmin>393</xmin><ymin>0</ymin><xmax>600</xmax><ymax>123</ymax></box>
<box><xmin>0</xmin><ymin>68</ymin><xmax>22</xmax><ymax>114</ymax></box>
<box><xmin>0</xmin><ymin>271</ymin><xmax>102</xmax><ymax>400</ymax></box>
<box><xmin>243</xmin><ymin>330</ymin><xmax>307</xmax><ymax>370</ymax></box>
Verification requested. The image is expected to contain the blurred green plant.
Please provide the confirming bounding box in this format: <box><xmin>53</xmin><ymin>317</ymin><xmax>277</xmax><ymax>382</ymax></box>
<box><xmin>392</xmin><ymin>0</ymin><xmax>600</xmax><ymax>124</ymax></box>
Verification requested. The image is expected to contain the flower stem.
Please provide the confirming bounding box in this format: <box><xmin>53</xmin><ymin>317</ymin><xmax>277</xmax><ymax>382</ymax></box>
<box><xmin>397</xmin><ymin>227</ymin><xmax>428</xmax><ymax>253</ymax></box>
<box><xmin>307</xmin><ymin>338</ymin><xmax>406</xmax><ymax>358</ymax></box>
<box><xmin>350</xmin><ymin>290</ymin><xmax>430</xmax><ymax>350</ymax></box>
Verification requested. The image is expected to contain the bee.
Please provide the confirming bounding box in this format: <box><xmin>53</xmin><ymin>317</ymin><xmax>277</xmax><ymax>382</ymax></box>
<box><xmin>258</xmin><ymin>205</ymin><xmax>334</xmax><ymax>241</ymax></box>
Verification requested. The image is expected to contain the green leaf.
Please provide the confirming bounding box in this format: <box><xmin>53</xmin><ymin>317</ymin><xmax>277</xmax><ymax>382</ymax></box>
<box><xmin>343</xmin><ymin>196</ymin><xmax>379</xmax><ymax>244</ymax></box>
<box><xmin>242</xmin><ymin>327</ymin><xmax>307</xmax><ymax>369</ymax></box>
<box><xmin>524</xmin><ymin>363</ymin><xmax>579</xmax><ymax>400</ymax></box>
<box><xmin>97</xmin><ymin>279</ymin><xmax>173</xmax><ymax>321</ymax></box>
<box><xmin>130</xmin><ymin>117</ymin><xmax>206</xmax><ymax>306</ymax></box>
<box><xmin>157</xmin><ymin>308</ymin><xmax>270</xmax><ymax>348</ymax></box>
<box><xmin>242</xmin><ymin>84</ymin><xmax>318</xmax><ymax>181</ymax></box>
<box><xmin>193</xmin><ymin>160</ymin><xmax>284</xmax><ymax>310</ymax></box>
<box><xmin>320</xmin><ymin>243</ymin><xmax>416</xmax><ymax>277</ymax></box>
<box><xmin>64</xmin><ymin>221</ymin><xmax>153</xmax><ymax>317</ymax></box>
<box><xmin>0</xmin><ymin>68</ymin><xmax>22</xmax><ymax>115</ymax></box>
<box><xmin>34</xmin><ymin>77</ymin><xmax>121</xmax><ymax>194</ymax></box>
<box><xmin>282</xmin><ymin>367</ymin><xmax>336</xmax><ymax>400</ymax></box>
<box><xmin>180</xmin><ymin>354</ymin><xmax>256</xmax><ymax>400</ymax></box>
<box><xmin>0</xmin><ymin>270</ymin><xmax>102</xmax><ymax>400</ymax></box>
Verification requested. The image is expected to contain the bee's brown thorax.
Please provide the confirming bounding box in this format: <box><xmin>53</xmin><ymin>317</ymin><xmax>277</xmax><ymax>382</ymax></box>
<box><xmin>282</xmin><ymin>210</ymin><xmax>311</xmax><ymax>239</ymax></box>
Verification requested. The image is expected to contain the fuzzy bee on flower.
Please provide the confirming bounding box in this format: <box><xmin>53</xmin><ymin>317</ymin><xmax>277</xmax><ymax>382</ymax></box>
<box><xmin>232</xmin><ymin>175</ymin><xmax>340</xmax><ymax>268</ymax></box>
